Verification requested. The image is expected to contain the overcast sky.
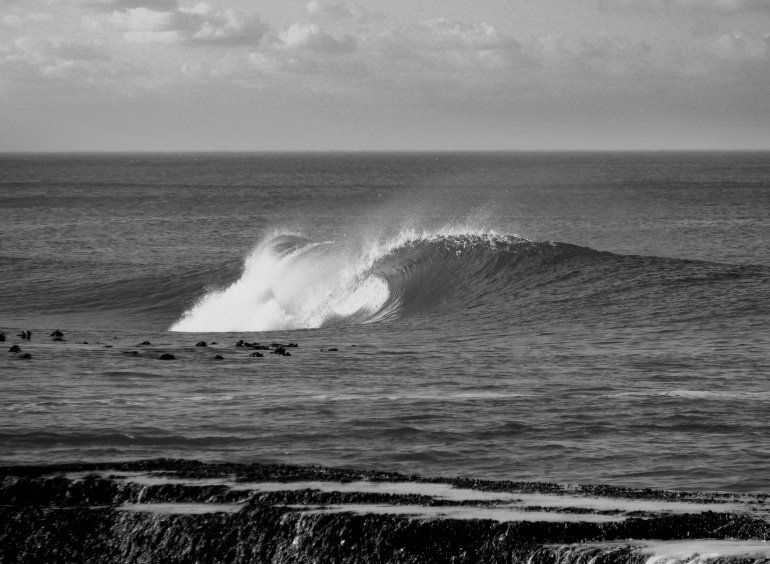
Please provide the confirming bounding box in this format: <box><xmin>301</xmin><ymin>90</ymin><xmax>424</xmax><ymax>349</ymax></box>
<box><xmin>1</xmin><ymin>0</ymin><xmax>769</xmax><ymax>150</ymax></box>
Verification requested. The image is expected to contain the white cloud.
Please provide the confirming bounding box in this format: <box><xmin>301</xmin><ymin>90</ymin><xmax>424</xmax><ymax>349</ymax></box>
<box><xmin>104</xmin><ymin>3</ymin><xmax>268</xmax><ymax>45</ymax></box>
<box><xmin>279</xmin><ymin>22</ymin><xmax>356</xmax><ymax>53</ymax></box>
<box><xmin>109</xmin><ymin>7</ymin><xmax>178</xmax><ymax>32</ymax></box>
<box><xmin>1</xmin><ymin>35</ymin><xmax>113</xmax><ymax>80</ymax></box>
<box><xmin>108</xmin><ymin>7</ymin><xmax>184</xmax><ymax>42</ymax></box>
<box><xmin>249</xmin><ymin>51</ymin><xmax>319</xmax><ymax>74</ymax></box>
<box><xmin>181</xmin><ymin>4</ymin><xmax>269</xmax><ymax>46</ymax></box>
<box><xmin>417</xmin><ymin>18</ymin><xmax>508</xmax><ymax>49</ymax></box>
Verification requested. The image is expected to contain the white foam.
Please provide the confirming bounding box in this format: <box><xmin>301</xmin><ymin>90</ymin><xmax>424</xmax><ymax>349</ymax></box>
<box><xmin>119</xmin><ymin>503</ymin><xmax>242</xmax><ymax>515</ymax></box>
<box><xmin>285</xmin><ymin>504</ymin><xmax>623</xmax><ymax>523</ymax></box>
<box><xmin>227</xmin><ymin>481</ymin><xmax>743</xmax><ymax>514</ymax></box>
<box><xmin>170</xmin><ymin>232</ymin><xmax>390</xmax><ymax>332</ymax></box>
<box><xmin>539</xmin><ymin>541</ymin><xmax>770</xmax><ymax>564</ymax></box>
<box><xmin>62</xmin><ymin>471</ymin><xmax>233</xmax><ymax>488</ymax></box>
<box><xmin>638</xmin><ymin>540</ymin><xmax>770</xmax><ymax>564</ymax></box>
<box><xmin>59</xmin><ymin>472</ymin><xmax>752</xmax><ymax>519</ymax></box>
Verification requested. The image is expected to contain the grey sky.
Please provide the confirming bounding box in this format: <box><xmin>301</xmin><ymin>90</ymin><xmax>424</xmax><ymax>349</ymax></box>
<box><xmin>1</xmin><ymin>0</ymin><xmax>768</xmax><ymax>150</ymax></box>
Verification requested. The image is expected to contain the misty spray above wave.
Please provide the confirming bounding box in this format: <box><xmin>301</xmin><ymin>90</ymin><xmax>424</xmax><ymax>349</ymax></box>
<box><xmin>169</xmin><ymin>225</ymin><xmax>532</xmax><ymax>333</ymax></box>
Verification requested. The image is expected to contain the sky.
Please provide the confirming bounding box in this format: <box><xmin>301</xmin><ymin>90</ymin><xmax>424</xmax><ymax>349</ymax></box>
<box><xmin>1</xmin><ymin>0</ymin><xmax>769</xmax><ymax>151</ymax></box>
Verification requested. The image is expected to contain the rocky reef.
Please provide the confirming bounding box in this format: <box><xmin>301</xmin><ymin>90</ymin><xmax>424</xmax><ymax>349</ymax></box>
<box><xmin>1</xmin><ymin>459</ymin><xmax>769</xmax><ymax>563</ymax></box>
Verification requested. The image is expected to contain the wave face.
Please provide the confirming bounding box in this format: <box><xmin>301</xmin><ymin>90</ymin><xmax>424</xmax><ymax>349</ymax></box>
<box><xmin>171</xmin><ymin>227</ymin><xmax>769</xmax><ymax>333</ymax></box>
<box><xmin>171</xmin><ymin>229</ymin><xmax>544</xmax><ymax>332</ymax></box>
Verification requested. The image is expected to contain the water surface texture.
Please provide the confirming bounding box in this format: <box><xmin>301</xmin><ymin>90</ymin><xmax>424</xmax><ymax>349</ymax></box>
<box><xmin>1</xmin><ymin>152</ymin><xmax>768</xmax><ymax>492</ymax></box>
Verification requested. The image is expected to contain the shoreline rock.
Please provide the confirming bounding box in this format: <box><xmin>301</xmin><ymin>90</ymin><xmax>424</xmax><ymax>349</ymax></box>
<box><xmin>0</xmin><ymin>459</ymin><xmax>768</xmax><ymax>563</ymax></box>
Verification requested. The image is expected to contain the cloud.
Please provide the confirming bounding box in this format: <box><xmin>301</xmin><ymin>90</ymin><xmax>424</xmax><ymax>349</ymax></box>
<box><xmin>11</xmin><ymin>36</ymin><xmax>109</xmax><ymax>62</ymax></box>
<box><xmin>392</xmin><ymin>18</ymin><xmax>527</xmax><ymax>71</ymax></box>
<box><xmin>1</xmin><ymin>12</ymin><xmax>52</xmax><ymax>28</ymax></box>
<box><xmin>599</xmin><ymin>0</ymin><xmax>770</xmax><ymax>13</ymax></box>
<box><xmin>1</xmin><ymin>36</ymin><xmax>113</xmax><ymax>80</ymax></box>
<box><xmin>107</xmin><ymin>7</ymin><xmax>184</xmax><ymax>43</ymax></box>
<box><xmin>105</xmin><ymin>2</ymin><xmax>268</xmax><ymax>45</ymax></box>
<box><xmin>249</xmin><ymin>52</ymin><xmax>320</xmax><ymax>75</ymax></box>
<box><xmin>416</xmin><ymin>18</ymin><xmax>518</xmax><ymax>51</ymax></box>
<box><xmin>181</xmin><ymin>3</ymin><xmax>270</xmax><ymax>46</ymax></box>
<box><xmin>278</xmin><ymin>22</ymin><xmax>356</xmax><ymax>54</ymax></box>
<box><xmin>81</xmin><ymin>0</ymin><xmax>179</xmax><ymax>11</ymax></box>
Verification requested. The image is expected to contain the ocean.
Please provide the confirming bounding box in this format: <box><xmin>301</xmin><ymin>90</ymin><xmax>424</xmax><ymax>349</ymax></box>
<box><xmin>1</xmin><ymin>151</ymin><xmax>769</xmax><ymax>493</ymax></box>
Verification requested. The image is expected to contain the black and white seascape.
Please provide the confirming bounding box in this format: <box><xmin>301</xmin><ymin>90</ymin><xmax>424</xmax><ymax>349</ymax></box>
<box><xmin>2</xmin><ymin>1</ymin><xmax>770</xmax><ymax>562</ymax></box>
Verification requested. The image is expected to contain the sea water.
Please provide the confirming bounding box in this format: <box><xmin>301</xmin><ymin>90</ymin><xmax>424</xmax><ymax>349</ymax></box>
<box><xmin>1</xmin><ymin>152</ymin><xmax>768</xmax><ymax>492</ymax></box>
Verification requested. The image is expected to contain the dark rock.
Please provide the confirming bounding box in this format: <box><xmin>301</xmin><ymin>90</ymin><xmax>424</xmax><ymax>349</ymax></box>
<box><xmin>138</xmin><ymin>341</ymin><xmax>151</xmax><ymax>346</ymax></box>
<box><xmin>8</xmin><ymin>345</ymin><xmax>21</xmax><ymax>353</ymax></box>
<box><xmin>287</xmin><ymin>343</ymin><xmax>298</xmax><ymax>348</ymax></box>
<box><xmin>17</xmin><ymin>353</ymin><xmax>32</xmax><ymax>359</ymax></box>
<box><xmin>195</xmin><ymin>341</ymin><xmax>207</xmax><ymax>347</ymax></box>
<box><xmin>158</xmin><ymin>353</ymin><xmax>175</xmax><ymax>360</ymax></box>
<box><xmin>50</xmin><ymin>330</ymin><xmax>64</xmax><ymax>337</ymax></box>
<box><xmin>213</xmin><ymin>355</ymin><xmax>224</xmax><ymax>360</ymax></box>
<box><xmin>322</xmin><ymin>348</ymin><xmax>339</xmax><ymax>352</ymax></box>
<box><xmin>3</xmin><ymin>460</ymin><xmax>767</xmax><ymax>564</ymax></box>
<box><xmin>0</xmin><ymin>333</ymin><xmax>5</xmax><ymax>342</ymax></box>
<box><xmin>249</xmin><ymin>352</ymin><xmax>264</xmax><ymax>358</ymax></box>
<box><xmin>211</xmin><ymin>341</ymin><xmax>218</xmax><ymax>345</ymax></box>
<box><xmin>241</xmin><ymin>341</ymin><xmax>269</xmax><ymax>349</ymax></box>
<box><xmin>53</xmin><ymin>337</ymin><xmax>64</xmax><ymax>342</ymax></box>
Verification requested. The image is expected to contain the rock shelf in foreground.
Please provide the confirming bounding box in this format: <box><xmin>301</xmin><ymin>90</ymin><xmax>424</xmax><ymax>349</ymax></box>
<box><xmin>1</xmin><ymin>459</ymin><xmax>769</xmax><ymax>563</ymax></box>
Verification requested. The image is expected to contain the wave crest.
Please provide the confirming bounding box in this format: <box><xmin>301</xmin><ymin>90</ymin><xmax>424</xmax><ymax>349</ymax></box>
<box><xmin>171</xmin><ymin>232</ymin><xmax>389</xmax><ymax>332</ymax></box>
<box><xmin>170</xmin><ymin>228</ymin><xmax>548</xmax><ymax>332</ymax></box>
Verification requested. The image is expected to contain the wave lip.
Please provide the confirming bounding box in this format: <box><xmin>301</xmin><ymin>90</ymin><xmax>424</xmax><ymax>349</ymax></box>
<box><xmin>171</xmin><ymin>228</ymin><xmax>539</xmax><ymax>333</ymax></box>
<box><xmin>173</xmin><ymin>226</ymin><xmax>767</xmax><ymax>334</ymax></box>
<box><xmin>170</xmin><ymin>232</ymin><xmax>392</xmax><ymax>332</ymax></box>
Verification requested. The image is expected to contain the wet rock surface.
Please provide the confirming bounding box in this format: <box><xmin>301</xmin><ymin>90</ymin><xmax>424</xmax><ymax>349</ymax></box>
<box><xmin>1</xmin><ymin>459</ymin><xmax>769</xmax><ymax>563</ymax></box>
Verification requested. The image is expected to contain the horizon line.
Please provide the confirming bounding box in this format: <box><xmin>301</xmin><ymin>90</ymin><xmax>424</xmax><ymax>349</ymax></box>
<box><xmin>2</xmin><ymin>148</ymin><xmax>770</xmax><ymax>155</ymax></box>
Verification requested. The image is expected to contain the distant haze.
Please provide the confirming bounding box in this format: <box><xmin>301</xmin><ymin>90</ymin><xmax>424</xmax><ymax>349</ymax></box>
<box><xmin>1</xmin><ymin>0</ymin><xmax>769</xmax><ymax>151</ymax></box>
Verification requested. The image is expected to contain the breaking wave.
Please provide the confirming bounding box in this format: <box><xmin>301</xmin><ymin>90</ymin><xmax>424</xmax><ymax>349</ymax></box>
<box><xmin>170</xmin><ymin>227</ymin><xmax>592</xmax><ymax>332</ymax></box>
<box><xmin>169</xmin><ymin>226</ymin><xmax>768</xmax><ymax>333</ymax></box>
